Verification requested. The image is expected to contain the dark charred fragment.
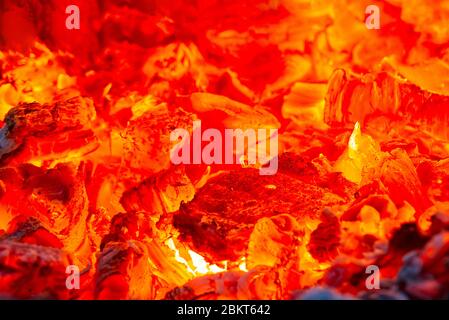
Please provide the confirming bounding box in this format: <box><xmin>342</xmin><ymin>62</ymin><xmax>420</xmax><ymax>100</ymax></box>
<box><xmin>307</xmin><ymin>209</ymin><xmax>340</xmax><ymax>262</ymax></box>
<box><xmin>389</xmin><ymin>223</ymin><xmax>428</xmax><ymax>252</ymax></box>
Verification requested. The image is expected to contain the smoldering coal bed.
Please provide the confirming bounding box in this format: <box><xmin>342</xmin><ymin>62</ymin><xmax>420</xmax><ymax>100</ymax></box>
<box><xmin>1</xmin><ymin>0</ymin><xmax>449</xmax><ymax>300</ymax></box>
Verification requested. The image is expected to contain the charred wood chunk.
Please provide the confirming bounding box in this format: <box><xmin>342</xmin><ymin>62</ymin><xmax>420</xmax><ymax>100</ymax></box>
<box><xmin>342</xmin><ymin>194</ymin><xmax>396</xmax><ymax>222</ymax></box>
<box><xmin>0</xmin><ymin>215</ymin><xmax>63</xmax><ymax>248</ymax></box>
<box><xmin>100</xmin><ymin>212</ymin><xmax>154</xmax><ymax>251</ymax></box>
<box><xmin>122</xmin><ymin>107</ymin><xmax>196</xmax><ymax>175</ymax></box>
<box><xmin>165</xmin><ymin>271</ymin><xmax>243</xmax><ymax>300</ymax></box>
<box><xmin>278</xmin><ymin>152</ymin><xmax>357</xmax><ymax>200</ymax></box>
<box><xmin>4</xmin><ymin>96</ymin><xmax>95</xmax><ymax>140</ymax></box>
<box><xmin>0</xmin><ymin>163</ymin><xmax>90</xmax><ymax>254</ymax></box>
<box><xmin>0</xmin><ymin>241</ymin><xmax>73</xmax><ymax>299</ymax></box>
<box><xmin>173</xmin><ymin>168</ymin><xmax>342</xmax><ymax>262</ymax></box>
<box><xmin>307</xmin><ymin>209</ymin><xmax>340</xmax><ymax>263</ymax></box>
<box><xmin>322</xmin><ymin>261</ymin><xmax>367</xmax><ymax>292</ymax></box>
<box><xmin>417</xmin><ymin>160</ymin><xmax>449</xmax><ymax>203</ymax></box>
<box><xmin>95</xmin><ymin>241</ymin><xmax>154</xmax><ymax>300</ymax></box>
<box><xmin>247</xmin><ymin>213</ymin><xmax>304</xmax><ymax>269</ymax></box>
<box><xmin>120</xmin><ymin>165</ymin><xmax>195</xmax><ymax>215</ymax></box>
<box><xmin>396</xmin><ymin>231</ymin><xmax>449</xmax><ymax>299</ymax></box>
<box><xmin>165</xmin><ymin>268</ymin><xmax>281</xmax><ymax>300</ymax></box>
<box><xmin>379</xmin><ymin>149</ymin><xmax>430</xmax><ymax>213</ymax></box>
<box><xmin>324</xmin><ymin>69</ymin><xmax>449</xmax><ymax>140</ymax></box>
<box><xmin>0</xmin><ymin>97</ymin><xmax>97</xmax><ymax>163</ymax></box>
<box><xmin>389</xmin><ymin>223</ymin><xmax>428</xmax><ymax>253</ymax></box>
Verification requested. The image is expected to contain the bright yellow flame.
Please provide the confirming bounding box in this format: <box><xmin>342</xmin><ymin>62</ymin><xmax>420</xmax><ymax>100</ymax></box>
<box><xmin>335</xmin><ymin>121</ymin><xmax>382</xmax><ymax>184</ymax></box>
<box><xmin>166</xmin><ymin>238</ymin><xmax>196</xmax><ymax>275</ymax></box>
<box><xmin>166</xmin><ymin>238</ymin><xmax>227</xmax><ymax>276</ymax></box>
<box><xmin>238</xmin><ymin>258</ymin><xmax>248</xmax><ymax>272</ymax></box>
<box><xmin>348</xmin><ymin>121</ymin><xmax>360</xmax><ymax>153</ymax></box>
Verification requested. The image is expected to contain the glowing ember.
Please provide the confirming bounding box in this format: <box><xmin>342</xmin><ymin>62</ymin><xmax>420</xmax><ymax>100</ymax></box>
<box><xmin>1</xmin><ymin>0</ymin><xmax>449</xmax><ymax>300</ymax></box>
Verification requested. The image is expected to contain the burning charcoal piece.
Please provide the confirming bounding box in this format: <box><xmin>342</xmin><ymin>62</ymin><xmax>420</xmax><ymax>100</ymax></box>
<box><xmin>307</xmin><ymin>209</ymin><xmax>340</xmax><ymax>262</ymax></box>
<box><xmin>417</xmin><ymin>159</ymin><xmax>449</xmax><ymax>203</ymax></box>
<box><xmin>397</xmin><ymin>250</ymin><xmax>443</xmax><ymax>299</ymax></box>
<box><xmin>100</xmin><ymin>212</ymin><xmax>154</xmax><ymax>250</ymax></box>
<box><xmin>378</xmin><ymin>230</ymin><xmax>449</xmax><ymax>299</ymax></box>
<box><xmin>165</xmin><ymin>271</ymin><xmax>243</xmax><ymax>300</ymax></box>
<box><xmin>342</xmin><ymin>194</ymin><xmax>396</xmax><ymax>221</ymax></box>
<box><xmin>120</xmin><ymin>165</ymin><xmax>196</xmax><ymax>216</ymax></box>
<box><xmin>278</xmin><ymin>152</ymin><xmax>358</xmax><ymax>200</ymax></box>
<box><xmin>190</xmin><ymin>92</ymin><xmax>280</xmax><ymax>130</ymax></box>
<box><xmin>122</xmin><ymin>106</ymin><xmax>196</xmax><ymax>175</ymax></box>
<box><xmin>418</xmin><ymin>202</ymin><xmax>449</xmax><ymax>235</ymax></box>
<box><xmin>95</xmin><ymin>211</ymin><xmax>168</xmax><ymax>299</ymax></box>
<box><xmin>379</xmin><ymin>149</ymin><xmax>431</xmax><ymax>213</ymax></box>
<box><xmin>143</xmin><ymin>43</ymin><xmax>220</xmax><ymax>99</ymax></box>
<box><xmin>98</xmin><ymin>211</ymin><xmax>194</xmax><ymax>299</ymax></box>
<box><xmin>166</xmin><ymin>267</ymin><xmax>281</xmax><ymax>300</ymax></box>
<box><xmin>322</xmin><ymin>260</ymin><xmax>368</xmax><ymax>292</ymax></box>
<box><xmin>0</xmin><ymin>241</ymin><xmax>74</xmax><ymax>299</ymax></box>
<box><xmin>0</xmin><ymin>97</ymin><xmax>97</xmax><ymax>164</ymax></box>
<box><xmin>247</xmin><ymin>213</ymin><xmax>303</xmax><ymax>269</ymax></box>
<box><xmin>95</xmin><ymin>240</ymin><xmax>154</xmax><ymax>300</ymax></box>
<box><xmin>173</xmin><ymin>168</ymin><xmax>342</xmax><ymax>262</ymax></box>
<box><xmin>0</xmin><ymin>215</ymin><xmax>63</xmax><ymax>248</ymax></box>
<box><xmin>389</xmin><ymin>223</ymin><xmax>428</xmax><ymax>253</ymax></box>
<box><xmin>3</xmin><ymin>96</ymin><xmax>95</xmax><ymax>139</ymax></box>
<box><xmin>0</xmin><ymin>163</ymin><xmax>91</xmax><ymax>256</ymax></box>
<box><xmin>237</xmin><ymin>266</ymin><xmax>282</xmax><ymax>299</ymax></box>
<box><xmin>325</xmin><ymin>69</ymin><xmax>449</xmax><ymax>140</ymax></box>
